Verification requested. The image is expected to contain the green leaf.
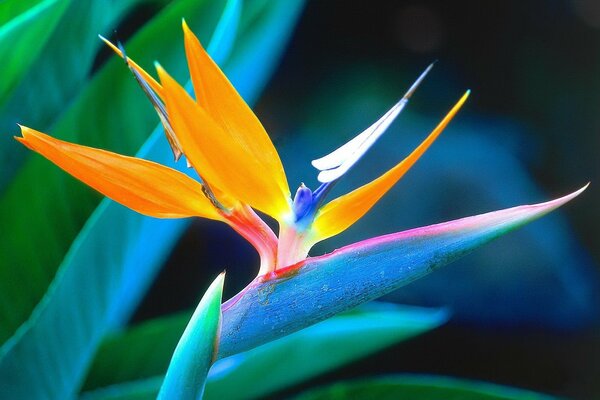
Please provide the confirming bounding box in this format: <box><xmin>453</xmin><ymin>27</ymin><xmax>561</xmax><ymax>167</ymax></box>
<box><xmin>292</xmin><ymin>375</ymin><xmax>556</xmax><ymax>400</ymax></box>
<box><xmin>0</xmin><ymin>0</ymin><xmax>43</xmax><ymax>24</ymax></box>
<box><xmin>0</xmin><ymin>0</ymin><xmax>70</xmax><ymax>105</ymax></box>
<box><xmin>82</xmin><ymin>377</ymin><xmax>163</xmax><ymax>400</ymax></box>
<box><xmin>84</xmin><ymin>313</ymin><xmax>190</xmax><ymax>392</ymax></box>
<box><xmin>0</xmin><ymin>0</ymin><xmax>227</xmax><ymax>344</ymax></box>
<box><xmin>0</xmin><ymin>1</ymin><xmax>304</xmax><ymax>398</ymax></box>
<box><xmin>0</xmin><ymin>0</ymin><xmax>162</xmax><ymax>188</ymax></box>
<box><xmin>81</xmin><ymin>304</ymin><xmax>448</xmax><ymax>400</ymax></box>
<box><xmin>158</xmin><ymin>273</ymin><xmax>224</xmax><ymax>400</ymax></box>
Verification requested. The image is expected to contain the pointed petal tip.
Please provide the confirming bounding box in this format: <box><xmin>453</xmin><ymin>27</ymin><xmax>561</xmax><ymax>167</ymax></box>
<box><xmin>404</xmin><ymin>62</ymin><xmax>436</xmax><ymax>100</ymax></box>
<box><xmin>14</xmin><ymin>124</ymin><xmax>28</xmax><ymax>138</ymax></box>
<box><xmin>99</xmin><ymin>35</ymin><xmax>121</xmax><ymax>55</ymax></box>
<box><xmin>182</xmin><ymin>18</ymin><xmax>208</xmax><ymax>53</ymax></box>
<box><xmin>531</xmin><ymin>184</ymin><xmax>588</xmax><ymax>212</ymax></box>
<box><xmin>448</xmin><ymin>184</ymin><xmax>589</xmax><ymax>237</ymax></box>
<box><xmin>15</xmin><ymin>133</ymin><xmax>34</xmax><ymax>151</ymax></box>
<box><xmin>207</xmin><ymin>271</ymin><xmax>226</xmax><ymax>303</ymax></box>
<box><xmin>17</xmin><ymin>124</ymin><xmax>35</xmax><ymax>138</ymax></box>
<box><xmin>155</xmin><ymin>62</ymin><xmax>176</xmax><ymax>89</ymax></box>
<box><xmin>181</xmin><ymin>18</ymin><xmax>190</xmax><ymax>32</ymax></box>
<box><xmin>559</xmin><ymin>183</ymin><xmax>589</xmax><ymax>203</ymax></box>
<box><xmin>182</xmin><ymin>18</ymin><xmax>202</xmax><ymax>47</ymax></box>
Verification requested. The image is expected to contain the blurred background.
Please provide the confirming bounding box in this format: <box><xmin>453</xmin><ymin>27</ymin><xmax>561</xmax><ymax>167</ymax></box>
<box><xmin>132</xmin><ymin>1</ymin><xmax>600</xmax><ymax>398</ymax></box>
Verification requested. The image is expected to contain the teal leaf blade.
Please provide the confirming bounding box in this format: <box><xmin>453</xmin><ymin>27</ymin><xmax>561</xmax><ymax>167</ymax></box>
<box><xmin>0</xmin><ymin>1</ymin><xmax>305</xmax><ymax>398</ymax></box>
<box><xmin>158</xmin><ymin>273</ymin><xmax>224</xmax><ymax>400</ymax></box>
<box><xmin>0</xmin><ymin>0</ymin><xmax>70</xmax><ymax>105</ymax></box>
<box><xmin>0</xmin><ymin>0</ymin><xmax>228</xmax><ymax>344</ymax></box>
<box><xmin>292</xmin><ymin>375</ymin><xmax>556</xmax><ymax>400</ymax></box>
<box><xmin>80</xmin><ymin>304</ymin><xmax>448</xmax><ymax>400</ymax></box>
<box><xmin>82</xmin><ymin>377</ymin><xmax>163</xmax><ymax>400</ymax></box>
<box><xmin>218</xmin><ymin>186</ymin><xmax>587</xmax><ymax>357</ymax></box>
<box><xmin>0</xmin><ymin>0</ymin><xmax>162</xmax><ymax>188</ymax></box>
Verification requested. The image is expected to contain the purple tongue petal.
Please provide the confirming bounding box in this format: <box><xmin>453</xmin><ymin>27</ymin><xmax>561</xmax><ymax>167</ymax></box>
<box><xmin>217</xmin><ymin>185</ymin><xmax>587</xmax><ymax>357</ymax></box>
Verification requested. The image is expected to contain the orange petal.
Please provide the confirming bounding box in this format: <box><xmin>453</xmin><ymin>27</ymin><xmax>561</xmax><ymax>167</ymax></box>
<box><xmin>156</xmin><ymin>64</ymin><xmax>291</xmax><ymax>219</ymax></box>
<box><xmin>312</xmin><ymin>91</ymin><xmax>470</xmax><ymax>242</ymax></box>
<box><xmin>182</xmin><ymin>21</ymin><xmax>290</xmax><ymax>207</ymax></box>
<box><xmin>16</xmin><ymin>126</ymin><xmax>222</xmax><ymax>220</ymax></box>
<box><xmin>99</xmin><ymin>35</ymin><xmax>164</xmax><ymax>99</ymax></box>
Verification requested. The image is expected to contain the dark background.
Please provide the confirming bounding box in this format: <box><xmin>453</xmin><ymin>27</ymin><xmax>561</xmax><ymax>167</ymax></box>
<box><xmin>131</xmin><ymin>1</ymin><xmax>600</xmax><ymax>398</ymax></box>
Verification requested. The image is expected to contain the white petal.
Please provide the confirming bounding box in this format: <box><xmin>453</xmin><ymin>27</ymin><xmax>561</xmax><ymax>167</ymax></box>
<box><xmin>312</xmin><ymin>62</ymin><xmax>435</xmax><ymax>183</ymax></box>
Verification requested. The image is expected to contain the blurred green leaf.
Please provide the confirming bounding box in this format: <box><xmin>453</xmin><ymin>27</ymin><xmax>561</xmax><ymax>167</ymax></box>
<box><xmin>85</xmin><ymin>312</ymin><xmax>190</xmax><ymax>392</ymax></box>
<box><xmin>292</xmin><ymin>375</ymin><xmax>555</xmax><ymax>400</ymax></box>
<box><xmin>0</xmin><ymin>0</ymin><xmax>43</xmax><ymax>23</ymax></box>
<box><xmin>0</xmin><ymin>0</ymin><xmax>70</xmax><ymax>105</ymax></box>
<box><xmin>81</xmin><ymin>377</ymin><xmax>163</xmax><ymax>400</ymax></box>
<box><xmin>81</xmin><ymin>304</ymin><xmax>448</xmax><ymax>400</ymax></box>
<box><xmin>0</xmin><ymin>1</ymin><xmax>304</xmax><ymax>398</ymax></box>
<box><xmin>0</xmin><ymin>0</ymin><xmax>164</xmax><ymax>187</ymax></box>
<box><xmin>0</xmin><ymin>0</ymin><xmax>227</xmax><ymax>345</ymax></box>
<box><xmin>158</xmin><ymin>273</ymin><xmax>224</xmax><ymax>400</ymax></box>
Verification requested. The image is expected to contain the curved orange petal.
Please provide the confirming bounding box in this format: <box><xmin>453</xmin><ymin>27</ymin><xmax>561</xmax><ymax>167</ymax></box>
<box><xmin>182</xmin><ymin>21</ymin><xmax>290</xmax><ymax>207</ymax></box>
<box><xmin>16</xmin><ymin>126</ymin><xmax>221</xmax><ymax>220</ymax></box>
<box><xmin>156</xmin><ymin>65</ymin><xmax>291</xmax><ymax>219</ymax></box>
<box><xmin>312</xmin><ymin>91</ymin><xmax>470</xmax><ymax>242</ymax></box>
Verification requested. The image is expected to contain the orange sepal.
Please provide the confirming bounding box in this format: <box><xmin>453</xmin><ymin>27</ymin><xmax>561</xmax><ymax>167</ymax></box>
<box><xmin>312</xmin><ymin>91</ymin><xmax>470</xmax><ymax>242</ymax></box>
<box><xmin>16</xmin><ymin>126</ymin><xmax>222</xmax><ymax>220</ymax></box>
<box><xmin>156</xmin><ymin>64</ymin><xmax>291</xmax><ymax>219</ymax></box>
<box><xmin>182</xmin><ymin>21</ymin><xmax>290</xmax><ymax>207</ymax></box>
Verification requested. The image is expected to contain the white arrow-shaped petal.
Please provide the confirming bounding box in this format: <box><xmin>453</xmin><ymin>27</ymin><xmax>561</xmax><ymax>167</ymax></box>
<box><xmin>312</xmin><ymin>63</ymin><xmax>435</xmax><ymax>183</ymax></box>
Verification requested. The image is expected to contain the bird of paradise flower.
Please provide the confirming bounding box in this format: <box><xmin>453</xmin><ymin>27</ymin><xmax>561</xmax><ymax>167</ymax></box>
<box><xmin>16</xmin><ymin>21</ymin><xmax>587</xmax><ymax>360</ymax></box>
